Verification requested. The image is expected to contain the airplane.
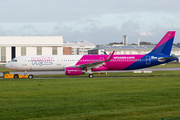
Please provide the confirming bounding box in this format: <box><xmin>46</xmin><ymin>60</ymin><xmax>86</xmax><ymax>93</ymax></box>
<box><xmin>5</xmin><ymin>31</ymin><xmax>178</xmax><ymax>78</ymax></box>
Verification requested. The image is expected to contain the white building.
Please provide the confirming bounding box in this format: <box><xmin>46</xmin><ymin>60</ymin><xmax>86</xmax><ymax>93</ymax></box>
<box><xmin>0</xmin><ymin>36</ymin><xmax>63</xmax><ymax>63</ymax></box>
<box><xmin>88</xmin><ymin>45</ymin><xmax>180</xmax><ymax>58</ymax></box>
<box><xmin>63</xmin><ymin>40</ymin><xmax>95</xmax><ymax>55</ymax></box>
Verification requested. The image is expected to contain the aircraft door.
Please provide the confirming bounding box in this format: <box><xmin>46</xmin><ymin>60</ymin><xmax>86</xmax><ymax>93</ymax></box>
<box><xmin>57</xmin><ymin>56</ymin><xmax>61</xmax><ymax>65</ymax></box>
<box><xmin>22</xmin><ymin>57</ymin><xmax>27</xmax><ymax>66</ymax></box>
<box><xmin>146</xmin><ymin>55</ymin><xmax>151</xmax><ymax>65</ymax></box>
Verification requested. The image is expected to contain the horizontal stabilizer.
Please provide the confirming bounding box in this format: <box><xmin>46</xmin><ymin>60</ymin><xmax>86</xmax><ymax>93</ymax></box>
<box><xmin>158</xmin><ymin>56</ymin><xmax>177</xmax><ymax>62</ymax></box>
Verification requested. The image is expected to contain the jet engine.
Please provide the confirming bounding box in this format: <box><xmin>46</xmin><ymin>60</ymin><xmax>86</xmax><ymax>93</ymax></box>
<box><xmin>65</xmin><ymin>67</ymin><xmax>85</xmax><ymax>75</ymax></box>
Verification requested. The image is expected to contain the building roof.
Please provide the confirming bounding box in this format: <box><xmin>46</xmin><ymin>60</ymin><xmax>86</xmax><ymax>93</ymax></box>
<box><xmin>93</xmin><ymin>45</ymin><xmax>180</xmax><ymax>50</ymax></box>
<box><xmin>63</xmin><ymin>40</ymin><xmax>95</xmax><ymax>47</ymax></box>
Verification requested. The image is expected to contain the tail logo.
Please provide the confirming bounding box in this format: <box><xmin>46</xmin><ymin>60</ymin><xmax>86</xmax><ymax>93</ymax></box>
<box><xmin>168</xmin><ymin>34</ymin><xmax>171</xmax><ymax>36</ymax></box>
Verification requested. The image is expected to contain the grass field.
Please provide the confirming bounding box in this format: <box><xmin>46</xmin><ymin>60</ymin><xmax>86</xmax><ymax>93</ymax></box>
<box><xmin>150</xmin><ymin>63</ymin><xmax>180</xmax><ymax>68</ymax></box>
<box><xmin>0</xmin><ymin>76</ymin><xmax>180</xmax><ymax>120</ymax></box>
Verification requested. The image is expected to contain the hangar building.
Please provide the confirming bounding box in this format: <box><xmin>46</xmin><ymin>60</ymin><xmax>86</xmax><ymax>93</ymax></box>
<box><xmin>0</xmin><ymin>36</ymin><xmax>63</xmax><ymax>63</ymax></box>
<box><xmin>88</xmin><ymin>45</ymin><xmax>180</xmax><ymax>59</ymax></box>
<box><xmin>63</xmin><ymin>40</ymin><xmax>95</xmax><ymax>55</ymax></box>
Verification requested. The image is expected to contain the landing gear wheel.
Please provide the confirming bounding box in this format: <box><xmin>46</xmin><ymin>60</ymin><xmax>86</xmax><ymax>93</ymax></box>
<box><xmin>14</xmin><ymin>74</ymin><xmax>19</xmax><ymax>79</ymax></box>
<box><xmin>89</xmin><ymin>74</ymin><xmax>94</xmax><ymax>78</ymax></box>
<box><xmin>28</xmin><ymin>74</ymin><xmax>34</xmax><ymax>79</ymax></box>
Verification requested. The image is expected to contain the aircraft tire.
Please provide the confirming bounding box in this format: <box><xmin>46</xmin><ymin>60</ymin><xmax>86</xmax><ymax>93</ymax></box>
<box><xmin>14</xmin><ymin>74</ymin><xmax>19</xmax><ymax>79</ymax></box>
<box><xmin>28</xmin><ymin>74</ymin><xmax>34</xmax><ymax>79</ymax></box>
<box><xmin>89</xmin><ymin>74</ymin><xmax>94</xmax><ymax>78</ymax></box>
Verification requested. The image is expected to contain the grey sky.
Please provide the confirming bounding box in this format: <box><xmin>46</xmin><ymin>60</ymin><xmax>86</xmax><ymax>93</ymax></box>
<box><xmin>0</xmin><ymin>0</ymin><xmax>180</xmax><ymax>44</ymax></box>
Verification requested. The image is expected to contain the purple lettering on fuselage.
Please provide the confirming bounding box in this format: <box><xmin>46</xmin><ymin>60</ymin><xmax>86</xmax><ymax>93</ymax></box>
<box><xmin>31</xmin><ymin>56</ymin><xmax>54</xmax><ymax>66</ymax></box>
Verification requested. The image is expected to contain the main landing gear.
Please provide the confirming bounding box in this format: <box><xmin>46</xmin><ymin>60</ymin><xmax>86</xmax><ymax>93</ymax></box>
<box><xmin>89</xmin><ymin>74</ymin><xmax>94</xmax><ymax>78</ymax></box>
<box><xmin>24</xmin><ymin>71</ymin><xmax>34</xmax><ymax>79</ymax></box>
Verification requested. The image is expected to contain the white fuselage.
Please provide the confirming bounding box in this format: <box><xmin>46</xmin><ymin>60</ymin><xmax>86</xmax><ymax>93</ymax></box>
<box><xmin>5</xmin><ymin>55</ymin><xmax>83</xmax><ymax>71</ymax></box>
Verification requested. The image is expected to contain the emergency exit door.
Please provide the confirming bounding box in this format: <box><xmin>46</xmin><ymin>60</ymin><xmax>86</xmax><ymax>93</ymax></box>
<box><xmin>146</xmin><ymin>55</ymin><xmax>151</xmax><ymax>65</ymax></box>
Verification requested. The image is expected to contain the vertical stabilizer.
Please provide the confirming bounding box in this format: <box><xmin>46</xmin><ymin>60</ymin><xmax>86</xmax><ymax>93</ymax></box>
<box><xmin>149</xmin><ymin>31</ymin><xmax>175</xmax><ymax>55</ymax></box>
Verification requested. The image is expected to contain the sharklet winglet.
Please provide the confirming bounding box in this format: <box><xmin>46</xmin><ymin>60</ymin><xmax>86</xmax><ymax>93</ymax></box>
<box><xmin>105</xmin><ymin>51</ymin><xmax>115</xmax><ymax>62</ymax></box>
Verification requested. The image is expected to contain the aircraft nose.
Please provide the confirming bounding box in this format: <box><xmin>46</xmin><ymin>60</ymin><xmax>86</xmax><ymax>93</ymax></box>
<box><xmin>5</xmin><ymin>63</ymin><xmax>11</xmax><ymax>69</ymax></box>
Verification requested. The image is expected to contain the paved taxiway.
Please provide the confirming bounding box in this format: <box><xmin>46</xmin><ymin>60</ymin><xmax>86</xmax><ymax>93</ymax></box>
<box><xmin>0</xmin><ymin>67</ymin><xmax>180</xmax><ymax>76</ymax></box>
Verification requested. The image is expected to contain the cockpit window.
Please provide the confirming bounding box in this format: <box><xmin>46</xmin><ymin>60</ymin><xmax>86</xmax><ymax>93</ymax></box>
<box><xmin>11</xmin><ymin>59</ymin><xmax>17</xmax><ymax>62</ymax></box>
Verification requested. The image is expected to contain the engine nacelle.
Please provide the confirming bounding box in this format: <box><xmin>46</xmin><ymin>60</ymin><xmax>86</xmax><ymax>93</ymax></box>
<box><xmin>65</xmin><ymin>67</ymin><xmax>85</xmax><ymax>75</ymax></box>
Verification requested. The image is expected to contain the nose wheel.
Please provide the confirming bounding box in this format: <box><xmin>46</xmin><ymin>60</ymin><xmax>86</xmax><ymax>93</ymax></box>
<box><xmin>89</xmin><ymin>74</ymin><xmax>94</xmax><ymax>78</ymax></box>
<box><xmin>28</xmin><ymin>74</ymin><xmax>34</xmax><ymax>79</ymax></box>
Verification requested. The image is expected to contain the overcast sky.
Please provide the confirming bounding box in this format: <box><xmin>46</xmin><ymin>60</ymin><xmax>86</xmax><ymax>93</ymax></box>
<box><xmin>0</xmin><ymin>0</ymin><xmax>180</xmax><ymax>44</ymax></box>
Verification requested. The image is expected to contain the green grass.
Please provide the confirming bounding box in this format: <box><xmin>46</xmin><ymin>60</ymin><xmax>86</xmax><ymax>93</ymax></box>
<box><xmin>0</xmin><ymin>67</ymin><xmax>14</xmax><ymax>72</ymax></box>
<box><xmin>0</xmin><ymin>77</ymin><xmax>180</xmax><ymax>120</ymax></box>
<box><xmin>150</xmin><ymin>63</ymin><xmax>180</xmax><ymax>68</ymax></box>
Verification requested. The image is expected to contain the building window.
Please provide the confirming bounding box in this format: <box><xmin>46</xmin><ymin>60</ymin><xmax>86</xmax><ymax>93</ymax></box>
<box><xmin>11</xmin><ymin>47</ymin><xmax>16</xmax><ymax>59</ymax></box>
<box><xmin>1</xmin><ymin>47</ymin><xmax>6</xmax><ymax>62</ymax></box>
<box><xmin>52</xmin><ymin>47</ymin><xmax>57</xmax><ymax>55</ymax></box>
<box><xmin>21</xmin><ymin>47</ymin><xmax>26</xmax><ymax>56</ymax></box>
<box><xmin>37</xmin><ymin>47</ymin><xmax>42</xmax><ymax>55</ymax></box>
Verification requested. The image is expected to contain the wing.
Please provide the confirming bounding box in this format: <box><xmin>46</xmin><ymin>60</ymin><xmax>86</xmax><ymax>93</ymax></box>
<box><xmin>70</xmin><ymin>51</ymin><xmax>115</xmax><ymax>69</ymax></box>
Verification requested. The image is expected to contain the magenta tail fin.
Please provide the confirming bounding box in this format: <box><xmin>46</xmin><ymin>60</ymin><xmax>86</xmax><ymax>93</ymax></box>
<box><xmin>149</xmin><ymin>31</ymin><xmax>175</xmax><ymax>55</ymax></box>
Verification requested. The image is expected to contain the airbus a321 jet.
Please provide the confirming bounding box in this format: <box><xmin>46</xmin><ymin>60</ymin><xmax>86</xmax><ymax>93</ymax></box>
<box><xmin>5</xmin><ymin>31</ymin><xmax>178</xmax><ymax>78</ymax></box>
